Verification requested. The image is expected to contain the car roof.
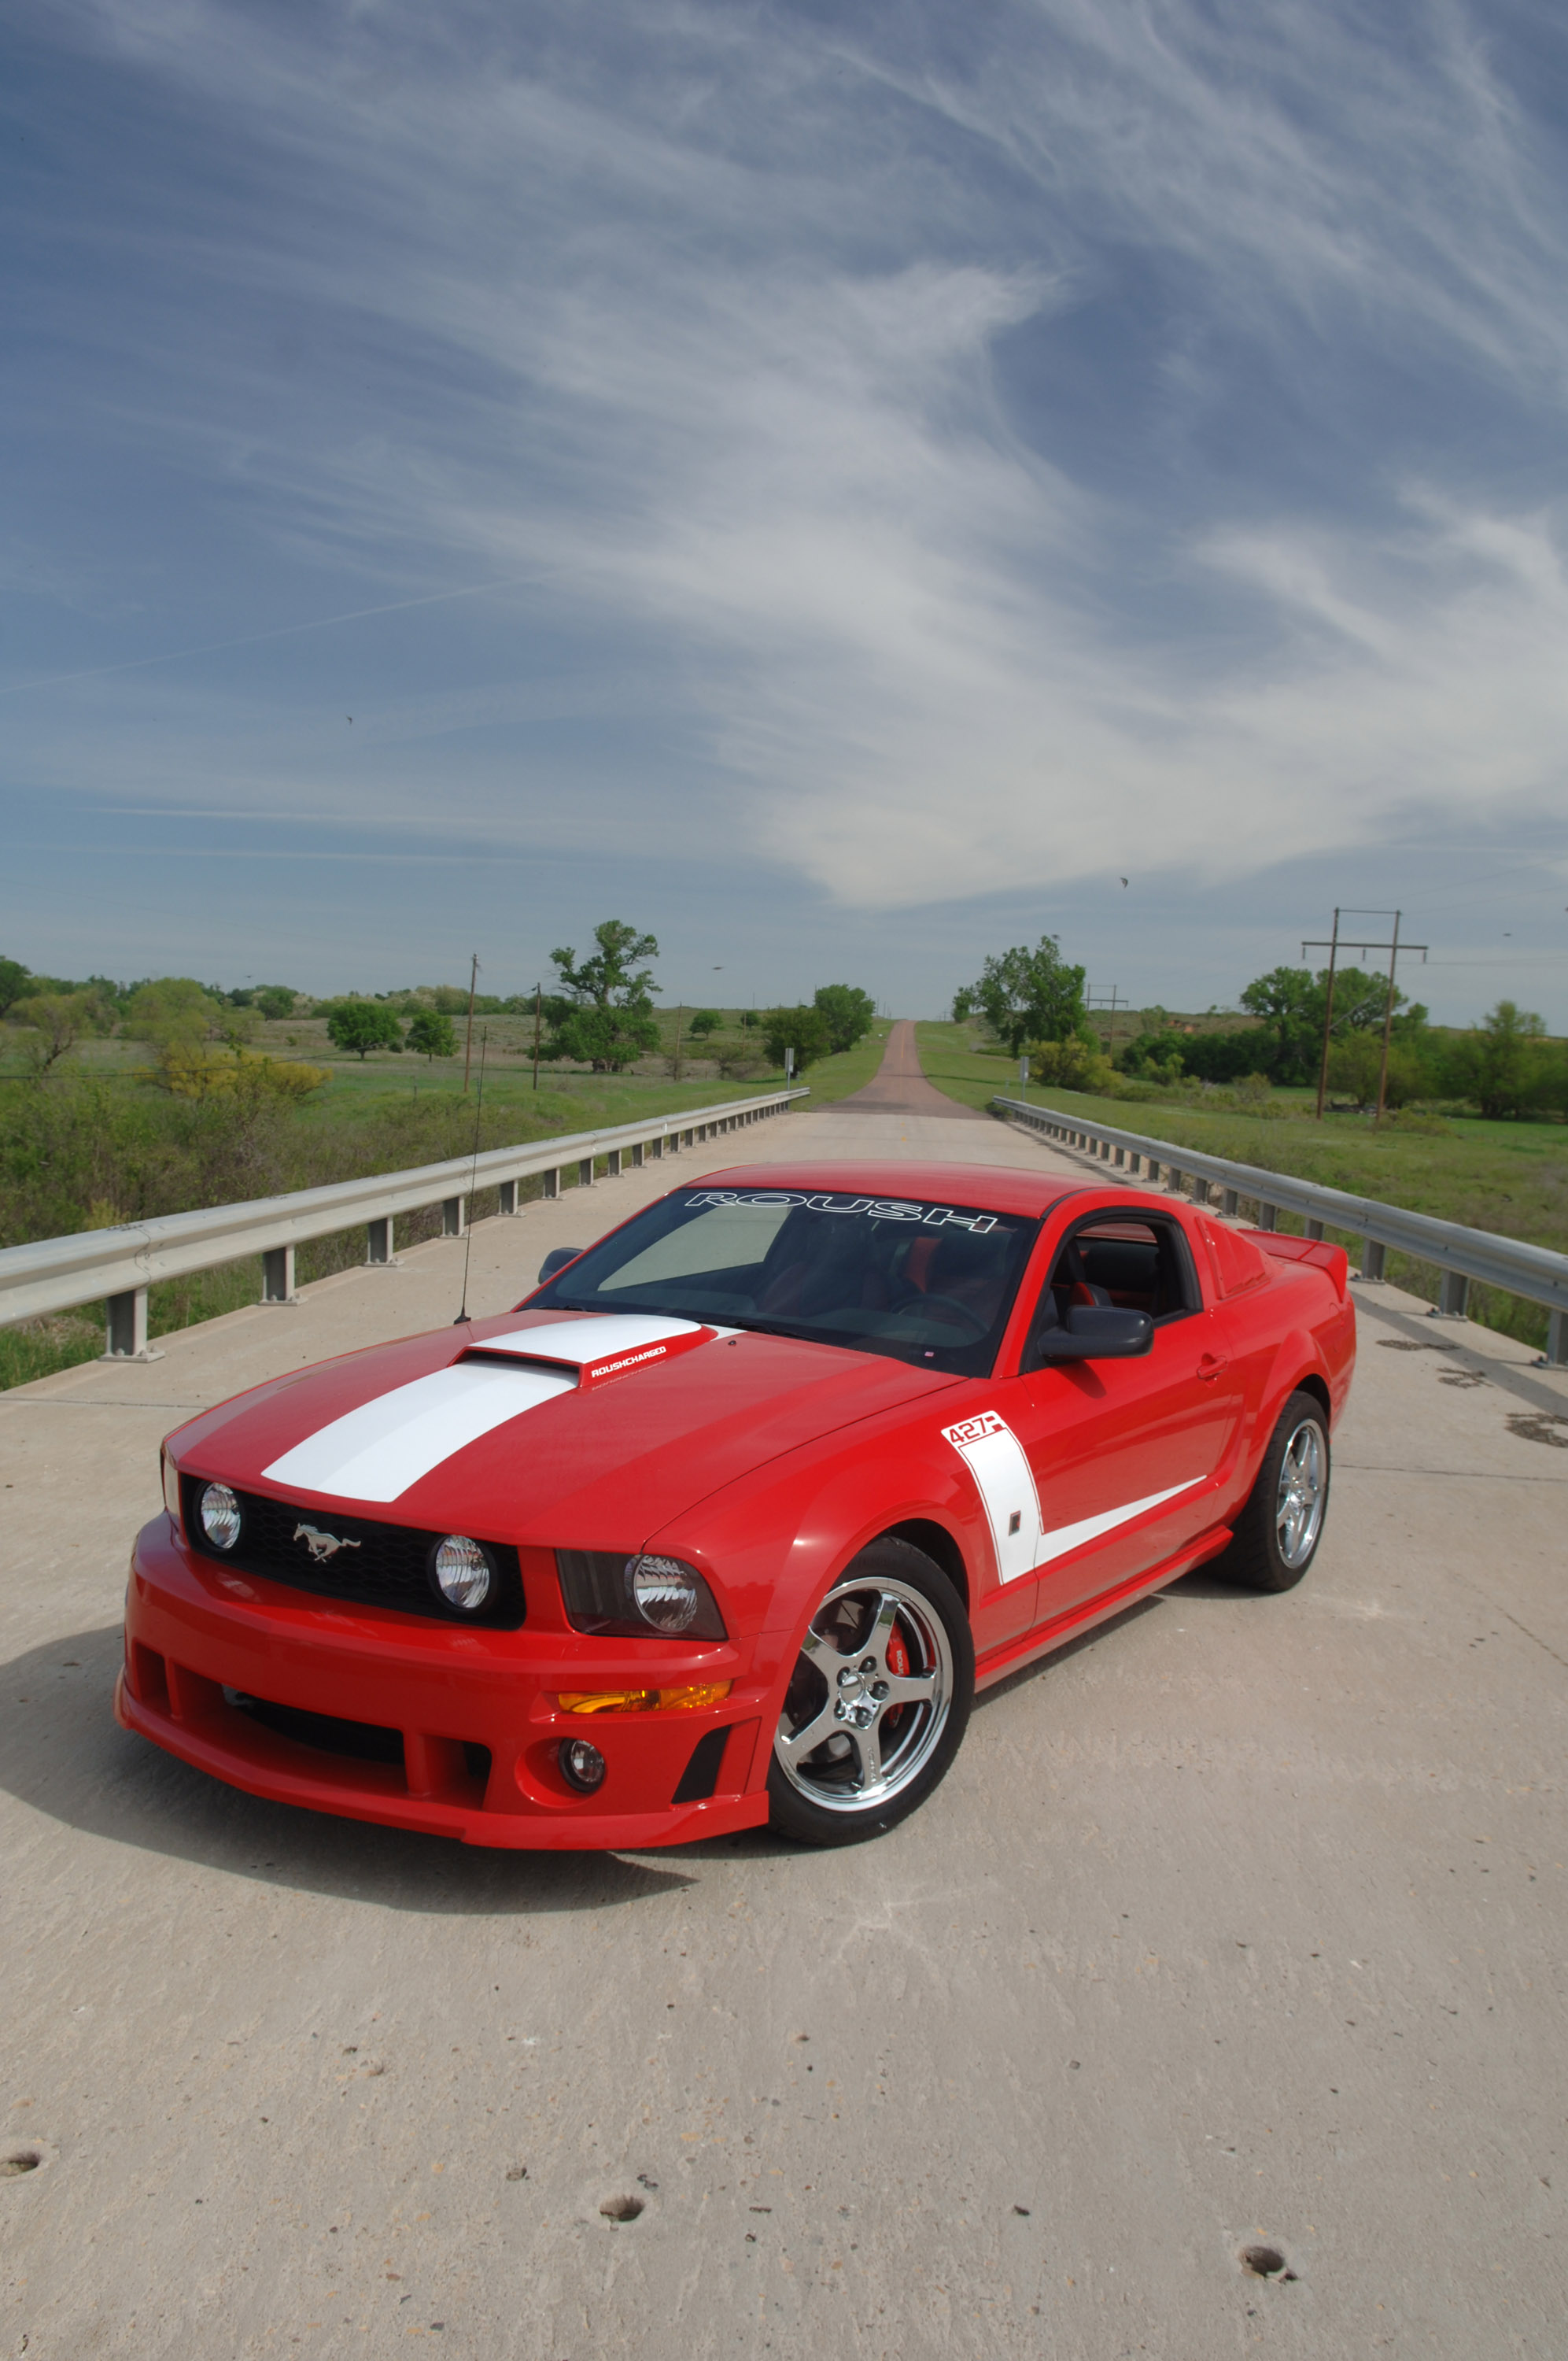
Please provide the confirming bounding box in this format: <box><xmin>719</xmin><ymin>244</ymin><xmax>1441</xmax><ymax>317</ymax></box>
<box><xmin>681</xmin><ymin>1159</ymin><xmax>1088</xmax><ymax>1220</ymax></box>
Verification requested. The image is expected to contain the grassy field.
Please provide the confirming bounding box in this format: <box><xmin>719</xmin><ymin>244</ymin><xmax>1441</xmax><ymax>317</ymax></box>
<box><xmin>0</xmin><ymin>1022</ymin><xmax>891</xmax><ymax>1390</ymax></box>
<box><xmin>915</xmin><ymin>1022</ymin><xmax>1568</xmax><ymax>1350</ymax></box>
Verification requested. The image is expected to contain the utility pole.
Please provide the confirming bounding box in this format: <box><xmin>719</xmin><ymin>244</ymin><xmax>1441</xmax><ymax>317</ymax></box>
<box><xmin>1086</xmin><ymin>983</ymin><xmax>1128</xmax><ymax>1059</ymax></box>
<box><xmin>1374</xmin><ymin>910</ymin><xmax>1401</xmax><ymax>1126</ymax></box>
<box><xmin>461</xmin><ymin>953</ymin><xmax>480</xmax><ymax>1094</ymax></box>
<box><xmin>532</xmin><ymin>981</ymin><xmax>542</xmax><ymax>1092</ymax></box>
<box><xmin>1302</xmin><ymin>910</ymin><xmax>1427</xmax><ymax>1121</ymax></box>
<box><xmin>1312</xmin><ymin>911</ymin><xmax>1341</xmax><ymax>1121</ymax></box>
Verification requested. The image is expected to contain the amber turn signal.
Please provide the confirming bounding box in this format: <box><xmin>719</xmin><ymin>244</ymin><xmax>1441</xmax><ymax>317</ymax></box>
<box><xmin>557</xmin><ymin>1682</ymin><xmax>732</xmax><ymax>1716</ymax></box>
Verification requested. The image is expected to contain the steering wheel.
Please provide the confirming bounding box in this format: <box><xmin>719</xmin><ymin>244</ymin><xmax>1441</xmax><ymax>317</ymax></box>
<box><xmin>891</xmin><ymin>1289</ymin><xmax>990</xmax><ymax>1342</ymax></box>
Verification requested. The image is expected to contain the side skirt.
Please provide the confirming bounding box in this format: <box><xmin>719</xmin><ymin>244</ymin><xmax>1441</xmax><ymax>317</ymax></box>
<box><xmin>973</xmin><ymin>1524</ymin><xmax>1233</xmax><ymax>1694</ymax></box>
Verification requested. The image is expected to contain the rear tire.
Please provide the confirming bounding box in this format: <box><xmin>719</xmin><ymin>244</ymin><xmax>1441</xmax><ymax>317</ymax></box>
<box><xmin>1214</xmin><ymin>1390</ymin><xmax>1330</xmax><ymax>1593</ymax></box>
<box><xmin>767</xmin><ymin>1538</ymin><xmax>973</xmax><ymax>1847</ymax></box>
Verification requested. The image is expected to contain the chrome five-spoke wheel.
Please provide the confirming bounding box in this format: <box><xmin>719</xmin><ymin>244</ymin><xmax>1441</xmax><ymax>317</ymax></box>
<box><xmin>1275</xmin><ymin>1417</ymin><xmax>1326</xmax><ymax>1570</ymax></box>
<box><xmin>1216</xmin><ymin>1388</ymin><xmax>1331</xmax><ymax>1593</ymax></box>
<box><xmin>768</xmin><ymin>1538</ymin><xmax>973</xmax><ymax>1845</ymax></box>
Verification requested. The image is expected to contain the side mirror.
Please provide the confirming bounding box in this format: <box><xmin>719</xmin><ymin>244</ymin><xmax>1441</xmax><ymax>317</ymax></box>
<box><xmin>537</xmin><ymin>1247</ymin><xmax>585</xmax><ymax>1284</ymax></box>
<box><xmin>1031</xmin><ymin>1304</ymin><xmax>1153</xmax><ymax>1365</ymax></box>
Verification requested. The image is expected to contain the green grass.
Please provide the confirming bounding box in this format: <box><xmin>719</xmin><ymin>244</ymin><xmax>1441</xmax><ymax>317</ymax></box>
<box><xmin>914</xmin><ymin>1023</ymin><xmax>1568</xmax><ymax>1352</ymax></box>
<box><xmin>0</xmin><ymin>1025</ymin><xmax>892</xmax><ymax>1391</ymax></box>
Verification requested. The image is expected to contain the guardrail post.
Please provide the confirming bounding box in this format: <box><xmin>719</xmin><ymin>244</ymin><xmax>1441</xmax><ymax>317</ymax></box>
<box><xmin>1545</xmin><ymin>1309</ymin><xmax>1567</xmax><ymax>1367</ymax></box>
<box><xmin>497</xmin><ymin>1180</ymin><xmax>518</xmax><ymax>1217</ymax></box>
<box><xmin>443</xmin><ymin>1195</ymin><xmax>465</xmax><ymax>1236</ymax></box>
<box><xmin>367</xmin><ymin>1216</ymin><xmax>395</xmax><ymax>1263</ymax></box>
<box><xmin>577</xmin><ymin>1158</ymin><xmax>594</xmax><ymax>1188</ymax></box>
<box><xmin>102</xmin><ymin>1287</ymin><xmax>161</xmax><ymax>1362</ymax></box>
<box><xmin>1258</xmin><ymin>1203</ymin><xmax>1278</xmax><ymax>1231</ymax></box>
<box><xmin>1437</xmin><ymin>1271</ymin><xmax>1470</xmax><ymax>1318</ymax></box>
<box><xmin>1193</xmin><ymin>1177</ymin><xmax>1211</xmax><ymax>1206</ymax></box>
<box><xmin>260</xmin><ymin>1246</ymin><xmax>297</xmax><ymax>1305</ymax></box>
<box><xmin>1304</xmin><ymin>1218</ymin><xmax>1324</xmax><ymax>1241</ymax></box>
<box><xmin>1360</xmin><ymin>1240</ymin><xmax>1386</xmax><ymax>1280</ymax></box>
<box><xmin>607</xmin><ymin>1148</ymin><xmax>622</xmax><ymax>1178</ymax></box>
<box><xmin>1167</xmin><ymin>1168</ymin><xmax>1185</xmax><ymax>1196</ymax></box>
<box><xmin>631</xmin><ymin>1141</ymin><xmax>645</xmax><ymax>1169</ymax></box>
<box><xmin>1221</xmin><ymin>1188</ymin><xmax>1238</xmax><ymax>1218</ymax></box>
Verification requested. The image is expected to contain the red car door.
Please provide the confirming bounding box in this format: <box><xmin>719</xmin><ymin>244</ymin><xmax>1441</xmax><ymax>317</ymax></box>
<box><xmin>1009</xmin><ymin>1207</ymin><xmax>1246</xmax><ymax>1624</ymax></box>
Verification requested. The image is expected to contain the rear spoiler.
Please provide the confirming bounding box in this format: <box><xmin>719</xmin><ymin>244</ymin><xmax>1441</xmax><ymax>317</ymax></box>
<box><xmin>1246</xmin><ymin>1231</ymin><xmax>1349</xmax><ymax>1302</ymax></box>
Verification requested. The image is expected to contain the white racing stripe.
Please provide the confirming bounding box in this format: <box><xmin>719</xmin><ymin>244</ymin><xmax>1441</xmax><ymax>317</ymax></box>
<box><xmin>262</xmin><ymin>1364</ymin><xmax>575</xmax><ymax>1505</ymax></box>
<box><xmin>260</xmin><ymin>1315</ymin><xmax>712</xmax><ymax>1506</ymax></box>
<box><xmin>1032</xmin><ymin>1478</ymin><xmax>1201</xmax><ymax>1567</ymax></box>
<box><xmin>942</xmin><ymin>1411</ymin><xmax>1202</xmax><ymax>1581</ymax></box>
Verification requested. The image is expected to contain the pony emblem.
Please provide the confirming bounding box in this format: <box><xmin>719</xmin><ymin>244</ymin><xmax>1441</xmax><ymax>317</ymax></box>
<box><xmin>293</xmin><ymin>1522</ymin><xmax>361</xmax><ymax>1564</ymax></box>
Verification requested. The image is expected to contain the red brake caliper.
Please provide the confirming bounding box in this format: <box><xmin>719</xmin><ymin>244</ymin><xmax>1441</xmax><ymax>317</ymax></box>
<box><xmin>880</xmin><ymin>1616</ymin><xmax>911</xmax><ymax>1738</ymax></box>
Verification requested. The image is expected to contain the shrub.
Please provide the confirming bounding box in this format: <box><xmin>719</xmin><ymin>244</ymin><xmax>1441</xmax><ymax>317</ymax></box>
<box><xmin>1026</xmin><ymin>1036</ymin><xmax>1116</xmax><ymax>1094</ymax></box>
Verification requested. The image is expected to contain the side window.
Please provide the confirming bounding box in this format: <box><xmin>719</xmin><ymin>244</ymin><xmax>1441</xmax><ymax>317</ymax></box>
<box><xmin>1029</xmin><ymin>1215</ymin><xmax>1201</xmax><ymax>1347</ymax></box>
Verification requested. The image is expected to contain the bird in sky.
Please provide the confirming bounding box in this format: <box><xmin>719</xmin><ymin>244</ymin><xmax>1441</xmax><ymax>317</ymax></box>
<box><xmin>1119</xmin><ymin>877</ymin><xmax>1128</xmax><ymax>887</ymax></box>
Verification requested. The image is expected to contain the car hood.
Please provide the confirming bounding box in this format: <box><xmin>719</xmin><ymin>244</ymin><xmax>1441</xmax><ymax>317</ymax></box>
<box><xmin>169</xmin><ymin>1310</ymin><xmax>958</xmax><ymax>1546</ymax></box>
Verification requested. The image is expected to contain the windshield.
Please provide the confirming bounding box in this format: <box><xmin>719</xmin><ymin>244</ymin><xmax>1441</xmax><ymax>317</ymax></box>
<box><xmin>527</xmin><ymin>1187</ymin><xmax>1041</xmax><ymax>1376</ymax></box>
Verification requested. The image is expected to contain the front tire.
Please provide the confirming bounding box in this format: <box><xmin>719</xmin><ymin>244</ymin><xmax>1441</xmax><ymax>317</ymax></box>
<box><xmin>767</xmin><ymin>1538</ymin><xmax>973</xmax><ymax>1846</ymax></box>
<box><xmin>1215</xmin><ymin>1390</ymin><xmax>1330</xmax><ymax>1592</ymax></box>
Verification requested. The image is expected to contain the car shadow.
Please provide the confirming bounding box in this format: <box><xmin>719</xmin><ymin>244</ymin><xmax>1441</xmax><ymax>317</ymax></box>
<box><xmin>1</xmin><ymin>1624</ymin><xmax>698</xmax><ymax>1911</ymax></box>
<box><xmin>973</xmin><ymin>1567</ymin><xmax>1247</xmax><ymax>1708</ymax></box>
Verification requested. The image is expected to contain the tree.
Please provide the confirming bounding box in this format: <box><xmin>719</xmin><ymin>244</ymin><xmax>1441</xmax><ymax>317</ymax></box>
<box><xmin>1326</xmin><ymin>1032</ymin><xmax>1432</xmax><ymax>1110</ymax></box>
<box><xmin>953</xmin><ymin>936</ymin><xmax>1087</xmax><ymax>1055</ymax></box>
<box><xmin>1441</xmin><ymin>1002</ymin><xmax>1549</xmax><ymax>1118</ymax></box>
<box><xmin>0</xmin><ymin>956</ymin><xmax>30</xmax><ymax>1016</ymax></box>
<box><xmin>813</xmin><ymin>985</ymin><xmax>876</xmax><ymax>1055</ymax></box>
<box><xmin>327</xmin><ymin>1003</ymin><xmax>404</xmax><ymax>1059</ymax></box>
<box><xmin>407</xmin><ymin>1010</ymin><xmax>457</xmax><ymax>1062</ymax></box>
<box><xmin>688</xmin><ymin>1009</ymin><xmax>722</xmax><ymax>1038</ymax></box>
<box><xmin>1238</xmin><ymin>964</ymin><xmax>1426</xmax><ymax>1085</ymax></box>
<box><xmin>126</xmin><ymin>977</ymin><xmax>223</xmax><ymax>1055</ymax></box>
<box><xmin>11</xmin><ymin>992</ymin><xmax>94</xmax><ymax>1077</ymax></box>
<box><xmin>541</xmin><ymin>920</ymin><xmax>662</xmax><ymax>1072</ymax></box>
<box><xmin>253</xmin><ymin>986</ymin><xmax>297</xmax><ymax>1021</ymax></box>
<box><xmin>762</xmin><ymin>1004</ymin><xmax>833</xmax><ymax>1072</ymax></box>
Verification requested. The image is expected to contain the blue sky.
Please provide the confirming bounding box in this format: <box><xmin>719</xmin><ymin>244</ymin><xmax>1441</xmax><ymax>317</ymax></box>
<box><xmin>4</xmin><ymin>0</ymin><xmax>1567</xmax><ymax>1023</ymax></box>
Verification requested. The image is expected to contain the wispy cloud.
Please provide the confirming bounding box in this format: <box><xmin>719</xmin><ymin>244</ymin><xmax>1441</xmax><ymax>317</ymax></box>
<box><xmin>11</xmin><ymin>0</ymin><xmax>1568</xmax><ymax>926</ymax></box>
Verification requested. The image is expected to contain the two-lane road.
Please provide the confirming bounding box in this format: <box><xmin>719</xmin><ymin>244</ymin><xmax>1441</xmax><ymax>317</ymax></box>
<box><xmin>2</xmin><ymin>1060</ymin><xmax>1565</xmax><ymax>2359</ymax></box>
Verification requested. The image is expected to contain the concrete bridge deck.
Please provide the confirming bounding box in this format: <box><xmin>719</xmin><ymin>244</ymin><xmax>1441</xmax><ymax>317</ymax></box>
<box><xmin>2</xmin><ymin>1088</ymin><xmax>1566</xmax><ymax>2359</ymax></box>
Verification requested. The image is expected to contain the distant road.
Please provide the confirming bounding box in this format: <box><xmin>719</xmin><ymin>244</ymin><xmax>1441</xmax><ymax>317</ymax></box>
<box><xmin>821</xmin><ymin>1016</ymin><xmax>988</xmax><ymax>1118</ymax></box>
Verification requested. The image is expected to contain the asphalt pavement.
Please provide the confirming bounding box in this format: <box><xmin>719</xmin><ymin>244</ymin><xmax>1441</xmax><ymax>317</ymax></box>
<box><xmin>2</xmin><ymin>1086</ymin><xmax>1565</xmax><ymax>2360</ymax></box>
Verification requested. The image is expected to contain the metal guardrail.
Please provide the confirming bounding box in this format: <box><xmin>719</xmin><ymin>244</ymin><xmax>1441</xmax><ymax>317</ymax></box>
<box><xmin>1</xmin><ymin>1086</ymin><xmax>810</xmax><ymax>1360</ymax></box>
<box><xmin>994</xmin><ymin>1095</ymin><xmax>1568</xmax><ymax>1367</ymax></box>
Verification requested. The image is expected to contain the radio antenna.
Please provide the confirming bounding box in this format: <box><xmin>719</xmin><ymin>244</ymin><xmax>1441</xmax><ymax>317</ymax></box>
<box><xmin>453</xmin><ymin>1028</ymin><xmax>488</xmax><ymax>1325</ymax></box>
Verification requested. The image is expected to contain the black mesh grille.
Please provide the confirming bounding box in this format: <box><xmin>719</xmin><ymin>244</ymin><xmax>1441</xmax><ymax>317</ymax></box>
<box><xmin>183</xmin><ymin>1480</ymin><xmax>525</xmax><ymax>1627</ymax></box>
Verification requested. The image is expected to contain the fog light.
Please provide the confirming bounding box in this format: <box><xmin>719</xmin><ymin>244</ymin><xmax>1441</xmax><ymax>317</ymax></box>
<box><xmin>198</xmin><ymin>1482</ymin><xmax>241</xmax><ymax>1551</ymax></box>
<box><xmin>433</xmin><ymin>1534</ymin><xmax>491</xmax><ymax>1612</ymax></box>
<box><xmin>559</xmin><ymin>1737</ymin><xmax>607</xmax><ymax>1792</ymax></box>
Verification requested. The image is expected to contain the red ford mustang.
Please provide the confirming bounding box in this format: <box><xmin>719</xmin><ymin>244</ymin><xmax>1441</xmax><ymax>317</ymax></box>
<box><xmin>120</xmin><ymin>1160</ymin><xmax>1355</xmax><ymax>1849</ymax></box>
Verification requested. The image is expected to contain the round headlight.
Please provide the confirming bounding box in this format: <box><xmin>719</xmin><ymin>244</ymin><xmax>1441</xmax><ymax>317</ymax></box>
<box><xmin>198</xmin><ymin>1482</ymin><xmax>242</xmax><ymax>1552</ymax></box>
<box><xmin>629</xmin><ymin>1554</ymin><xmax>700</xmax><ymax>1635</ymax></box>
<box><xmin>433</xmin><ymin>1534</ymin><xmax>491</xmax><ymax>1613</ymax></box>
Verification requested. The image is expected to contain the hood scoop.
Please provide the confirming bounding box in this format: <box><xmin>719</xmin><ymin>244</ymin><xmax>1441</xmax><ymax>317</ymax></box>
<box><xmin>463</xmin><ymin>1314</ymin><xmax>718</xmax><ymax>1391</ymax></box>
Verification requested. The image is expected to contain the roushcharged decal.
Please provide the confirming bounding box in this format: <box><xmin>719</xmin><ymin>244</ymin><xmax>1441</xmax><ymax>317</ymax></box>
<box><xmin>940</xmin><ymin>1412</ymin><xmax>1042</xmax><ymax>1584</ymax></box>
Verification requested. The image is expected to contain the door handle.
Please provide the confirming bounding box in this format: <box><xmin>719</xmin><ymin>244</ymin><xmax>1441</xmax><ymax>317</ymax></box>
<box><xmin>1197</xmin><ymin>1350</ymin><xmax>1228</xmax><ymax>1381</ymax></box>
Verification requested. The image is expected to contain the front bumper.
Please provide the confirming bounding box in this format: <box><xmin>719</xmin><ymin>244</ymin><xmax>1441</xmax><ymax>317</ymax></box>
<box><xmin>120</xmin><ymin>1517</ymin><xmax>774</xmax><ymax>1849</ymax></box>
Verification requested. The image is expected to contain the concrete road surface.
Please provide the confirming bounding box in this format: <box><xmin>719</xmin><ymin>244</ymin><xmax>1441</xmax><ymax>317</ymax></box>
<box><xmin>2</xmin><ymin>1088</ymin><xmax>1566</xmax><ymax>2360</ymax></box>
